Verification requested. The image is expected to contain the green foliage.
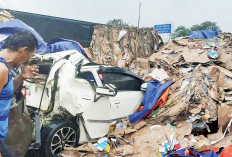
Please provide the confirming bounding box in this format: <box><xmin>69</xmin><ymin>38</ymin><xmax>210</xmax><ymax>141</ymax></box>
<box><xmin>171</xmin><ymin>26</ymin><xmax>190</xmax><ymax>39</ymax></box>
<box><xmin>106</xmin><ymin>19</ymin><xmax>130</xmax><ymax>27</ymax></box>
<box><xmin>190</xmin><ymin>21</ymin><xmax>221</xmax><ymax>32</ymax></box>
<box><xmin>172</xmin><ymin>21</ymin><xmax>221</xmax><ymax>39</ymax></box>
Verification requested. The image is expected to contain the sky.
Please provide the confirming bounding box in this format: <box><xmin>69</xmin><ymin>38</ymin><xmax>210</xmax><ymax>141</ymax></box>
<box><xmin>0</xmin><ymin>0</ymin><xmax>232</xmax><ymax>33</ymax></box>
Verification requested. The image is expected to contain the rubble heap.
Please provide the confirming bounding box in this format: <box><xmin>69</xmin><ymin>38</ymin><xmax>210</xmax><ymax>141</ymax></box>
<box><xmin>88</xmin><ymin>28</ymin><xmax>232</xmax><ymax>129</ymax></box>
<box><xmin>147</xmin><ymin>34</ymin><xmax>232</xmax><ymax>128</ymax></box>
<box><xmin>61</xmin><ymin>119</ymin><xmax>232</xmax><ymax>156</ymax></box>
<box><xmin>85</xmin><ymin>25</ymin><xmax>162</xmax><ymax>71</ymax></box>
<box><xmin>61</xmin><ymin>33</ymin><xmax>232</xmax><ymax>157</ymax></box>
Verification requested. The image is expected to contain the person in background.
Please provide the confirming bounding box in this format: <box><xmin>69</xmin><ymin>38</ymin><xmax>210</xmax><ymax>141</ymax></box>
<box><xmin>0</xmin><ymin>30</ymin><xmax>39</xmax><ymax>157</ymax></box>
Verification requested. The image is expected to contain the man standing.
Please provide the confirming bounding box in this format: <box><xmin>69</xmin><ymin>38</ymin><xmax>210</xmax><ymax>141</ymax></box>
<box><xmin>0</xmin><ymin>31</ymin><xmax>38</xmax><ymax>156</ymax></box>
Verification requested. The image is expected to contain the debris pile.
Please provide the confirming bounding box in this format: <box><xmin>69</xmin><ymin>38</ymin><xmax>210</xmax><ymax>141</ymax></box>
<box><xmin>149</xmin><ymin>34</ymin><xmax>232</xmax><ymax>71</ymax></box>
<box><xmin>85</xmin><ymin>25</ymin><xmax>162</xmax><ymax>71</ymax></box>
<box><xmin>61</xmin><ymin>32</ymin><xmax>232</xmax><ymax>156</ymax></box>
<box><xmin>150</xmin><ymin>65</ymin><xmax>217</xmax><ymax>129</ymax></box>
<box><xmin>147</xmin><ymin>34</ymin><xmax>232</xmax><ymax>128</ymax></box>
<box><xmin>141</xmin><ymin>33</ymin><xmax>232</xmax><ymax>155</ymax></box>
<box><xmin>61</xmin><ymin>119</ymin><xmax>232</xmax><ymax>156</ymax></box>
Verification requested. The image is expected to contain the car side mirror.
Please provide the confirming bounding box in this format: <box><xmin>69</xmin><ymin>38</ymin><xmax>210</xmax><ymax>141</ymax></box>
<box><xmin>96</xmin><ymin>84</ymin><xmax>117</xmax><ymax>96</ymax></box>
<box><xmin>140</xmin><ymin>83</ymin><xmax>147</xmax><ymax>91</ymax></box>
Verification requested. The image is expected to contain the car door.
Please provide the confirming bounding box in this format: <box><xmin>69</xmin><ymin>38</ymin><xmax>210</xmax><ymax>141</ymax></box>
<box><xmin>72</xmin><ymin>69</ymin><xmax>111</xmax><ymax>139</ymax></box>
<box><xmin>100</xmin><ymin>68</ymin><xmax>144</xmax><ymax>119</ymax></box>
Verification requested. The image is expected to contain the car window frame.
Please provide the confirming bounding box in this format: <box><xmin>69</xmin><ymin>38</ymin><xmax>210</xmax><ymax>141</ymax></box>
<box><xmin>101</xmin><ymin>72</ymin><xmax>143</xmax><ymax>91</ymax></box>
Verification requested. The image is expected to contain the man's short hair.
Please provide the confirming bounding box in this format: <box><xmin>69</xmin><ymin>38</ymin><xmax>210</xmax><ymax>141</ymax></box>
<box><xmin>3</xmin><ymin>30</ymin><xmax>38</xmax><ymax>52</ymax></box>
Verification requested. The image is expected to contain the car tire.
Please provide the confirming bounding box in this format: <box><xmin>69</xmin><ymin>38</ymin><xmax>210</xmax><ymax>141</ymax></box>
<box><xmin>40</xmin><ymin>120</ymin><xmax>80</xmax><ymax>157</ymax></box>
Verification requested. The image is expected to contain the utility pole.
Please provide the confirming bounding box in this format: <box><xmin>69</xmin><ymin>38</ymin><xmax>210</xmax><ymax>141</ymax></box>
<box><xmin>138</xmin><ymin>2</ymin><xmax>141</xmax><ymax>28</ymax></box>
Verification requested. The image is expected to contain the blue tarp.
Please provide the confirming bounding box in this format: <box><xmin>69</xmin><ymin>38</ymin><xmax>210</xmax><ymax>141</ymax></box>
<box><xmin>128</xmin><ymin>80</ymin><xmax>174</xmax><ymax>124</ymax></box>
<box><xmin>0</xmin><ymin>19</ymin><xmax>87</xmax><ymax>56</ymax></box>
<box><xmin>189</xmin><ymin>30</ymin><xmax>219</xmax><ymax>40</ymax></box>
<box><xmin>47</xmin><ymin>38</ymin><xmax>87</xmax><ymax>55</ymax></box>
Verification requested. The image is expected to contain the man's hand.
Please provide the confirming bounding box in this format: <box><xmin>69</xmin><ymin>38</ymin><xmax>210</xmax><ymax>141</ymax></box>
<box><xmin>21</xmin><ymin>65</ymin><xmax>39</xmax><ymax>79</ymax></box>
<box><xmin>14</xmin><ymin>65</ymin><xmax>39</xmax><ymax>91</ymax></box>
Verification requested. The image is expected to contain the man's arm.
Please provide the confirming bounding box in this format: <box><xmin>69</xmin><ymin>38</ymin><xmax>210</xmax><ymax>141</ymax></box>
<box><xmin>0</xmin><ymin>63</ymin><xmax>23</xmax><ymax>92</ymax></box>
<box><xmin>14</xmin><ymin>65</ymin><xmax>39</xmax><ymax>91</ymax></box>
<box><xmin>14</xmin><ymin>74</ymin><xmax>23</xmax><ymax>91</ymax></box>
<box><xmin>0</xmin><ymin>62</ymin><xmax>9</xmax><ymax>93</ymax></box>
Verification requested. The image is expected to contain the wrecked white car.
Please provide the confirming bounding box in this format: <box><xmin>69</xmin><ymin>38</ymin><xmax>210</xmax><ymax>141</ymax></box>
<box><xmin>23</xmin><ymin>50</ymin><xmax>145</xmax><ymax>157</ymax></box>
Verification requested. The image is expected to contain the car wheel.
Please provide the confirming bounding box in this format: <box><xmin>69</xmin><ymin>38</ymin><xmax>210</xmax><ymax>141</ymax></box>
<box><xmin>40</xmin><ymin>120</ymin><xmax>80</xmax><ymax>157</ymax></box>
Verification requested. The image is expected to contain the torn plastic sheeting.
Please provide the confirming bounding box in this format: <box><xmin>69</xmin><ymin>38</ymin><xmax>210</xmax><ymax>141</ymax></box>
<box><xmin>139</xmin><ymin>87</ymin><xmax>170</xmax><ymax>118</ymax></box>
<box><xmin>0</xmin><ymin>19</ymin><xmax>89</xmax><ymax>58</ymax></box>
<box><xmin>219</xmin><ymin>145</ymin><xmax>232</xmax><ymax>157</ymax></box>
<box><xmin>128</xmin><ymin>80</ymin><xmax>174</xmax><ymax>124</ymax></box>
<box><xmin>47</xmin><ymin>38</ymin><xmax>87</xmax><ymax>56</ymax></box>
<box><xmin>0</xmin><ymin>19</ymin><xmax>46</xmax><ymax>52</ymax></box>
<box><xmin>189</xmin><ymin>30</ymin><xmax>219</xmax><ymax>40</ymax></box>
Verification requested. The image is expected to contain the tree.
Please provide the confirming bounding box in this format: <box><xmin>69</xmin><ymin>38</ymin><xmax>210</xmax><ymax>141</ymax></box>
<box><xmin>172</xmin><ymin>21</ymin><xmax>221</xmax><ymax>38</ymax></box>
<box><xmin>106</xmin><ymin>19</ymin><xmax>130</xmax><ymax>27</ymax></box>
<box><xmin>171</xmin><ymin>26</ymin><xmax>190</xmax><ymax>39</ymax></box>
<box><xmin>190</xmin><ymin>21</ymin><xmax>221</xmax><ymax>32</ymax></box>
